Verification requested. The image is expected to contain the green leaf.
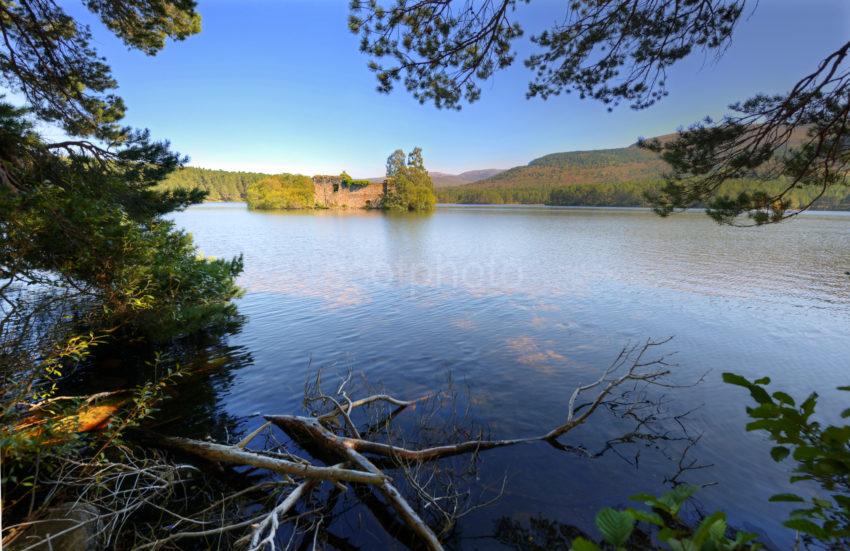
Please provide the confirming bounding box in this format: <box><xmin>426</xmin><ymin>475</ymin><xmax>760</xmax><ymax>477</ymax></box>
<box><xmin>570</xmin><ymin>537</ymin><xmax>601</xmax><ymax>551</ymax></box>
<box><xmin>665</xmin><ymin>540</ymin><xmax>691</xmax><ymax>551</ymax></box>
<box><xmin>833</xmin><ymin>494</ymin><xmax>850</xmax><ymax>508</ymax></box>
<box><xmin>745</xmin><ymin>419</ymin><xmax>774</xmax><ymax>432</ymax></box>
<box><xmin>595</xmin><ymin>508</ymin><xmax>635</xmax><ymax>547</ymax></box>
<box><xmin>792</xmin><ymin>446</ymin><xmax>820</xmax><ymax>461</ymax></box>
<box><xmin>692</xmin><ymin>511</ymin><xmax>727</xmax><ymax>547</ymax></box>
<box><xmin>784</xmin><ymin>518</ymin><xmax>827</xmax><ymax>539</ymax></box>
<box><xmin>732</xmin><ymin>531</ymin><xmax>760</xmax><ymax>546</ymax></box>
<box><xmin>625</xmin><ymin>507</ymin><xmax>664</xmax><ymax>526</ymax></box>
<box><xmin>800</xmin><ymin>393</ymin><xmax>819</xmax><ymax>417</ymax></box>
<box><xmin>770</xmin><ymin>446</ymin><xmax>790</xmax><ymax>462</ymax></box>
<box><xmin>772</xmin><ymin>391</ymin><xmax>795</xmax><ymax>406</ymax></box>
<box><xmin>754</xmin><ymin>376</ymin><xmax>771</xmax><ymax>385</ymax></box>
<box><xmin>812</xmin><ymin>497</ymin><xmax>833</xmax><ymax>509</ymax></box>
<box><xmin>722</xmin><ymin>372</ymin><xmax>751</xmax><ymax>388</ymax></box>
<box><xmin>769</xmin><ymin>493</ymin><xmax>805</xmax><ymax>502</ymax></box>
<box><xmin>749</xmin><ymin>385</ymin><xmax>773</xmax><ymax>405</ymax></box>
<box><xmin>664</xmin><ymin>484</ymin><xmax>699</xmax><ymax>514</ymax></box>
<box><xmin>629</xmin><ymin>492</ymin><xmax>664</xmax><ymax>509</ymax></box>
<box><xmin>708</xmin><ymin>517</ymin><xmax>730</xmax><ymax>544</ymax></box>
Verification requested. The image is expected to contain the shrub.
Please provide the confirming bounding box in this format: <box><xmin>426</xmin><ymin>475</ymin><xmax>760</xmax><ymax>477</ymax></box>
<box><xmin>246</xmin><ymin>174</ymin><xmax>315</xmax><ymax>209</ymax></box>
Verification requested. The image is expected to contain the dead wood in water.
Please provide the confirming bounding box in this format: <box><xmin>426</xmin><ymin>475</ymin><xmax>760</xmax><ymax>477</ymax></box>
<box><xmin>149</xmin><ymin>433</ymin><xmax>388</xmax><ymax>485</ymax></box>
<box><xmin>95</xmin><ymin>338</ymin><xmax>691</xmax><ymax>550</ymax></box>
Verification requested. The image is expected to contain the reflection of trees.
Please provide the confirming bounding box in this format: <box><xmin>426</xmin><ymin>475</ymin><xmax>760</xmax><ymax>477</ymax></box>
<box><xmin>59</xmin><ymin>313</ymin><xmax>254</xmax><ymax>441</ymax></box>
<box><xmin>382</xmin><ymin>211</ymin><xmax>436</xmax><ymax>289</ymax></box>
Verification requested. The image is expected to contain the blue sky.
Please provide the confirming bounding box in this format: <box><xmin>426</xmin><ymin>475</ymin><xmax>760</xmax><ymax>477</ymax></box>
<box><xmin>60</xmin><ymin>0</ymin><xmax>849</xmax><ymax>177</ymax></box>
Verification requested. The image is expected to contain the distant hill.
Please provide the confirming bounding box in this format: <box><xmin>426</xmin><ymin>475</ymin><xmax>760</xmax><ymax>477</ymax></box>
<box><xmin>482</xmin><ymin>145</ymin><xmax>667</xmax><ymax>187</ymax></box>
<box><xmin>428</xmin><ymin>169</ymin><xmax>505</xmax><ymax>188</ymax></box>
<box><xmin>369</xmin><ymin>169</ymin><xmax>505</xmax><ymax>188</ymax></box>
<box><xmin>437</xmin><ymin>134</ymin><xmax>850</xmax><ymax>210</ymax></box>
<box><xmin>436</xmin><ymin>142</ymin><xmax>668</xmax><ymax>204</ymax></box>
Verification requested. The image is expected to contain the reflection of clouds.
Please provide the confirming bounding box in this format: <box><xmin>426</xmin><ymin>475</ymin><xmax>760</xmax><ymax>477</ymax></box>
<box><xmin>177</xmin><ymin>205</ymin><xmax>850</xmax><ymax>319</ymax></box>
<box><xmin>388</xmin><ymin>258</ymin><xmax>537</xmax><ymax>298</ymax></box>
<box><xmin>530</xmin><ymin>315</ymin><xmax>547</xmax><ymax>328</ymax></box>
<box><xmin>506</xmin><ymin>336</ymin><xmax>569</xmax><ymax>374</ymax></box>
<box><xmin>452</xmin><ymin>317</ymin><xmax>476</xmax><ymax>331</ymax></box>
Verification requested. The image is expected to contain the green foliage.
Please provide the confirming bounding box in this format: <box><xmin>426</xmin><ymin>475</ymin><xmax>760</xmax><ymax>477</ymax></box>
<box><xmin>84</xmin><ymin>0</ymin><xmax>201</xmax><ymax>55</ymax></box>
<box><xmin>246</xmin><ymin>174</ymin><xmax>316</xmax><ymax>210</ymax></box>
<box><xmin>383</xmin><ymin>148</ymin><xmax>436</xmax><ymax>212</ymax></box>
<box><xmin>386</xmin><ymin>149</ymin><xmax>407</xmax><ymax>177</ymax></box>
<box><xmin>407</xmin><ymin>147</ymin><xmax>425</xmax><ymax>170</ymax></box>
<box><xmin>0</xmin><ymin>0</ymin><xmax>243</xmax><ymax>519</ymax></box>
<box><xmin>0</xmin><ymin>0</ymin><xmax>200</xmax><ymax>141</ymax></box>
<box><xmin>340</xmin><ymin>171</ymin><xmax>371</xmax><ymax>190</ymax></box>
<box><xmin>157</xmin><ymin>166</ymin><xmax>270</xmax><ymax>201</ymax></box>
<box><xmin>349</xmin><ymin>1</ymin><xmax>741</xmax><ymax>110</ymax></box>
<box><xmin>574</xmin><ymin>486</ymin><xmax>760</xmax><ymax>551</ymax></box>
<box><xmin>1</xmin><ymin>106</ymin><xmax>243</xmax><ymax>338</ymax></box>
<box><xmin>645</xmin><ymin>83</ymin><xmax>850</xmax><ymax>224</ymax></box>
<box><xmin>595</xmin><ymin>508</ymin><xmax>635</xmax><ymax>548</ymax></box>
<box><xmin>723</xmin><ymin>373</ymin><xmax>850</xmax><ymax>545</ymax></box>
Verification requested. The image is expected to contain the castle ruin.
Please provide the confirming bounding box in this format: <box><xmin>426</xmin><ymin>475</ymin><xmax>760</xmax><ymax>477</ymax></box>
<box><xmin>312</xmin><ymin>175</ymin><xmax>389</xmax><ymax>209</ymax></box>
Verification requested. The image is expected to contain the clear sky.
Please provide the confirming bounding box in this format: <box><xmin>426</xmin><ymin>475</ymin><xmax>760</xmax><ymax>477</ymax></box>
<box><xmin>60</xmin><ymin>0</ymin><xmax>849</xmax><ymax>177</ymax></box>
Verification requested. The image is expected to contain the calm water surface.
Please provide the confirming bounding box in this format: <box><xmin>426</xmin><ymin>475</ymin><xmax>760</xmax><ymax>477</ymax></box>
<box><xmin>170</xmin><ymin>203</ymin><xmax>850</xmax><ymax>549</ymax></box>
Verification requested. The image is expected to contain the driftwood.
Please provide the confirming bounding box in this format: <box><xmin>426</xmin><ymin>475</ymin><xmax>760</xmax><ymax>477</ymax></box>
<box><xmin>18</xmin><ymin>338</ymin><xmax>686</xmax><ymax>551</ymax></box>
<box><xmin>268</xmin><ymin>414</ymin><xmax>445</xmax><ymax>550</ymax></box>
<box><xmin>149</xmin><ymin>434</ymin><xmax>387</xmax><ymax>486</ymax></box>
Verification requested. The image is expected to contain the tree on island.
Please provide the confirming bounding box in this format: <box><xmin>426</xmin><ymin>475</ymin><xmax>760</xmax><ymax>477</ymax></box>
<box><xmin>383</xmin><ymin>147</ymin><xmax>437</xmax><ymax>211</ymax></box>
<box><xmin>349</xmin><ymin>0</ymin><xmax>849</xmax><ymax>224</ymax></box>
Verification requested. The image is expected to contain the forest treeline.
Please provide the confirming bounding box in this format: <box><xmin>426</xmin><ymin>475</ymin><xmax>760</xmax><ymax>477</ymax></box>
<box><xmin>167</xmin><ymin>148</ymin><xmax>850</xmax><ymax>211</ymax></box>
<box><xmin>157</xmin><ymin>167</ymin><xmax>271</xmax><ymax>201</ymax></box>
<box><xmin>438</xmin><ymin>179</ymin><xmax>850</xmax><ymax>210</ymax></box>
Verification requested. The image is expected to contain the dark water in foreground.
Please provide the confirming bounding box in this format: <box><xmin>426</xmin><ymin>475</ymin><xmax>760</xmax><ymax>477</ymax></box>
<box><xmin>169</xmin><ymin>203</ymin><xmax>850</xmax><ymax>549</ymax></box>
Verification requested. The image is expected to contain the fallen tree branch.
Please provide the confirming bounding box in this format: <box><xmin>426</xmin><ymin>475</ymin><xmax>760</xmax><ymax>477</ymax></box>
<box><xmin>246</xmin><ymin>477</ymin><xmax>321</xmax><ymax>551</ymax></box>
<box><xmin>270</xmin><ymin>414</ymin><xmax>445</xmax><ymax>551</ymax></box>
<box><xmin>114</xmin><ymin>338</ymin><xmax>686</xmax><ymax>550</ymax></box>
<box><xmin>148</xmin><ymin>434</ymin><xmax>387</xmax><ymax>486</ymax></box>
<box><xmin>269</xmin><ymin>339</ymin><xmax>679</xmax><ymax>464</ymax></box>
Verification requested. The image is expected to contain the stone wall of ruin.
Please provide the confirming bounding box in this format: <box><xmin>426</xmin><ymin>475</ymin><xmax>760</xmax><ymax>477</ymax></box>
<box><xmin>312</xmin><ymin>175</ymin><xmax>387</xmax><ymax>209</ymax></box>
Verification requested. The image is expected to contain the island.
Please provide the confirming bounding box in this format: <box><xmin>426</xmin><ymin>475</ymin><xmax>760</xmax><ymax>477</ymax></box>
<box><xmin>246</xmin><ymin>150</ymin><xmax>437</xmax><ymax>212</ymax></box>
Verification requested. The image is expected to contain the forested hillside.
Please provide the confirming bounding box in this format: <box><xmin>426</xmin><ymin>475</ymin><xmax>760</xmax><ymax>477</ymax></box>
<box><xmin>157</xmin><ymin>167</ymin><xmax>271</xmax><ymax>201</ymax></box>
<box><xmin>428</xmin><ymin>169</ymin><xmax>505</xmax><ymax>187</ymax></box>
<box><xmin>437</xmin><ymin>144</ymin><xmax>668</xmax><ymax>203</ymax></box>
<box><xmin>437</xmin><ymin>140</ymin><xmax>850</xmax><ymax>210</ymax></box>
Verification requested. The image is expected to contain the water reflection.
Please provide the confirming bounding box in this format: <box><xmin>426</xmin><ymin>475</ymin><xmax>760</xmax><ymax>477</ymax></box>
<box><xmin>166</xmin><ymin>203</ymin><xmax>850</xmax><ymax>548</ymax></box>
<box><xmin>63</xmin><ymin>314</ymin><xmax>255</xmax><ymax>443</ymax></box>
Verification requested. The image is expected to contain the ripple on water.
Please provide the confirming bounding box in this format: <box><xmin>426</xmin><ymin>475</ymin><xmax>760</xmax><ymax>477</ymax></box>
<box><xmin>169</xmin><ymin>204</ymin><xmax>850</xmax><ymax>548</ymax></box>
